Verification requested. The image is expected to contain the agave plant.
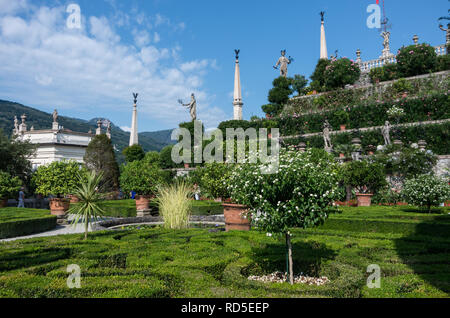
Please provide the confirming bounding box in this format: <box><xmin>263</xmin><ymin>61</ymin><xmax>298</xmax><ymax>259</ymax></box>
<box><xmin>156</xmin><ymin>180</ymin><xmax>193</xmax><ymax>230</ymax></box>
<box><xmin>67</xmin><ymin>171</ymin><xmax>105</xmax><ymax>240</ymax></box>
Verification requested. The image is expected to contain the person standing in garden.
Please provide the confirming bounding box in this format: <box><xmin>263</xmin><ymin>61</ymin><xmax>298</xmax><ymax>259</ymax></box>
<box><xmin>17</xmin><ymin>187</ymin><xmax>25</xmax><ymax>208</ymax></box>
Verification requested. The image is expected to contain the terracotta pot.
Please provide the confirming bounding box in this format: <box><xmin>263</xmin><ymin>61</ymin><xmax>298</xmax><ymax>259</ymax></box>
<box><xmin>339</xmin><ymin>153</ymin><xmax>345</xmax><ymax>158</ymax></box>
<box><xmin>445</xmin><ymin>201</ymin><xmax>450</xmax><ymax>207</ymax></box>
<box><xmin>0</xmin><ymin>198</ymin><xmax>7</xmax><ymax>208</ymax></box>
<box><xmin>268</xmin><ymin>133</ymin><xmax>272</xmax><ymax>139</ymax></box>
<box><xmin>49</xmin><ymin>198</ymin><xmax>70</xmax><ymax>216</ymax></box>
<box><xmin>397</xmin><ymin>202</ymin><xmax>408</xmax><ymax>206</ymax></box>
<box><xmin>222</xmin><ymin>203</ymin><xmax>251</xmax><ymax>231</ymax></box>
<box><xmin>184</xmin><ymin>163</ymin><xmax>190</xmax><ymax>169</ymax></box>
<box><xmin>368</xmin><ymin>151</ymin><xmax>374</xmax><ymax>156</ymax></box>
<box><xmin>356</xmin><ymin>193</ymin><xmax>373</xmax><ymax>207</ymax></box>
<box><xmin>135</xmin><ymin>195</ymin><xmax>152</xmax><ymax>211</ymax></box>
<box><xmin>340</xmin><ymin>125</ymin><xmax>346</xmax><ymax>131</ymax></box>
<box><xmin>68</xmin><ymin>194</ymin><xmax>80</xmax><ymax>203</ymax></box>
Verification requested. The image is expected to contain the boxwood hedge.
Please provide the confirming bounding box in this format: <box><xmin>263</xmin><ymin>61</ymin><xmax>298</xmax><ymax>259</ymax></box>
<box><xmin>0</xmin><ymin>208</ymin><xmax>57</xmax><ymax>239</ymax></box>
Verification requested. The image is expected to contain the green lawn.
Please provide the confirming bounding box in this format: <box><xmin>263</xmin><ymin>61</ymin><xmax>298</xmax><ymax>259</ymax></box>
<box><xmin>0</xmin><ymin>208</ymin><xmax>54</xmax><ymax>223</ymax></box>
<box><xmin>0</xmin><ymin>206</ymin><xmax>448</xmax><ymax>298</ymax></box>
<box><xmin>87</xmin><ymin>199</ymin><xmax>223</xmax><ymax>218</ymax></box>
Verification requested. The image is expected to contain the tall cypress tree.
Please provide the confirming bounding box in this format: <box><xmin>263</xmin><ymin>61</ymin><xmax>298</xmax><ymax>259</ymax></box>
<box><xmin>84</xmin><ymin>134</ymin><xmax>120</xmax><ymax>193</ymax></box>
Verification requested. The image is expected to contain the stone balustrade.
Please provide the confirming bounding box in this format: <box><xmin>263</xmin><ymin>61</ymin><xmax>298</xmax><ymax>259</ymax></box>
<box><xmin>358</xmin><ymin>44</ymin><xmax>447</xmax><ymax>73</ymax></box>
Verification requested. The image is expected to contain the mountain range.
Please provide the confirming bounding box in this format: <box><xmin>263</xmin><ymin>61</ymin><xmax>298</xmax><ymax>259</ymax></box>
<box><xmin>0</xmin><ymin>100</ymin><xmax>176</xmax><ymax>162</ymax></box>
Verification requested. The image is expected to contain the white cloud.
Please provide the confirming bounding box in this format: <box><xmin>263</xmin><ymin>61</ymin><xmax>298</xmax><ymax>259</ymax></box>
<box><xmin>0</xmin><ymin>3</ymin><xmax>226</xmax><ymax>130</ymax></box>
<box><xmin>153</xmin><ymin>32</ymin><xmax>160</xmax><ymax>43</ymax></box>
<box><xmin>90</xmin><ymin>16</ymin><xmax>120</xmax><ymax>43</ymax></box>
<box><xmin>0</xmin><ymin>0</ymin><xmax>28</xmax><ymax>15</ymax></box>
<box><xmin>120</xmin><ymin>126</ymin><xmax>132</xmax><ymax>132</ymax></box>
<box><xmin>132</xmin><ymin>29</ymin><xmax>151</xmax><ymax>47</ymax></box>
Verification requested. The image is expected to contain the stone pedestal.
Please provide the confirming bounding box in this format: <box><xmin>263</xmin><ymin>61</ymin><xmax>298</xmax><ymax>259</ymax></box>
<box><xmin>137</xmin><ymin>210</ymin><xmax>152</xmax><ymax>217</ymax></box>
<box><xmin>52</xmin><ymin>122</ymin><xmax>59</xmax><ymax>130</ymax></box>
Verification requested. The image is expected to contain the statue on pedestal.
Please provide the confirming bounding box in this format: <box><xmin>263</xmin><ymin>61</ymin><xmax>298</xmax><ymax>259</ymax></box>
<box><xmin>381</xmin><ymin>31</ymin><xmax>393</xmax><ymax>58</ymax></box>
<box><xmin>13</xmin><ymin>116</ymin><xmax>19</xmax><ymax>134</ymax></box>
<box><xmin>273</xmin><ymin>50</ymin><xmax>293</xmax><ymax>78</ymax></box>
<box><xmin>178</xmin><ymin>93</ymin><xmax>197</xmax><ymax>121</ymax></box>
<box><xmin>381</xmin><ymin>121</ymin><xmax>391</xmax><ymax>146</ymax></box>
<box><xmin>52</xmin><ymin>109</ymin><xmax>58</xmax><ymax>123</ymax></box>
<box><xmin>439</xmin><ymin>23</ymin><xmax>450</xmax><ymax>46</ymax></box>
<box><xmin>323</xmin><ymin>120</ymin><xmax>333</xmax><ymax>152</ymax></box>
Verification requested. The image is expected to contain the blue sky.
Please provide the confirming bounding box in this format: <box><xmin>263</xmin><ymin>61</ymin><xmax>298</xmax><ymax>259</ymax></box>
<box><xmin>0</xmin><ymin>0</ymin><xmax>448</xmax><ymax>132</ymax></box>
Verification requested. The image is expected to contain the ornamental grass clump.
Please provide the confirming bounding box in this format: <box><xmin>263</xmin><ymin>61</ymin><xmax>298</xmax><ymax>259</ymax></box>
<box><xmin>156</xmin><ymin>180</ymin><xmax>193</xmax><ymax>230</ymax></box>
<box><xmin>402</xmin><ymin>174</ymin><xmax>450</xmax><ymax>213</ymax></box>
<box><xmin>228</xmin><ymin>148</ymin><xmax>341</xmax><ymax>285</ymax></box>
<box><xmin>67</xmin><ymin>171</ymin><xmax>105</xmax><ymax>240</ymax></box>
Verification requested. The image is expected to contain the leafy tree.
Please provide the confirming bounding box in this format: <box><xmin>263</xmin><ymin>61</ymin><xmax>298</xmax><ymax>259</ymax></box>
<box><xmin>291</xmin><ymin>74</ymin><xmax>308</xmax><ymax>96</ymax></box>
<box><xmin>373</xmin><ymin>145</ymin><xmax>437</xmax><ymax>179</ymax></box>
<box><xmin>143</xmin><ymin>151</ymin><xmax>161</xmax><ymax>166</ymax></box>
<box><xmin>228</xmin><ymin>148</ymin><xmax>340</xmax><ymax>284</ymax></box>
<box><xmin>0</xmin><ymin>171</ymin><xmax>22</xmax><ymax>200</ymax></box>
<box><xmin>324</xmin><ymin>58</ymin><xmax>361</xmax><ymax>90</ymax></box>
<box><xmin>68</xmin><ymin>171</ymin><xmax>105</xmax><ymax>240</ymax></box>
<box><xmin>197</xmin><ymin>162</ymin><xmax>232</xmax><ymax>199</ymax></box>
<box><xmin>396</xmin><ymin>44</ymin><xmax>438</xmax><ymax>77</ymax></box>
<box><xmin>402</xmin><ymin>174</ymin><xmax>450</xmax><ymax>213</ymax></box>
<box><xmin>341</xmin><ymin>160</ymin><xmax>386</xmax><ymax>194</ymax></box>
<box><xmin>123</xmin><ymin>144</ymin><xmax>145</xmax><ymax>163</ymax></box>
<box><xmin>32</xmin><ymin>161</ymin><xmax>88</xmax><ymax>198</ymax></box>
<box><xmin>310</xmin><ymin>58</ymin><xmax>331</xmax><ymax>92</ymax></box>
<box><xmin>159</xmin><ymin>145</ymin><xmax>177</xmax><ymax>169</ymax></box>
<box><xmin>84</xmin><ymin>134</ymin><xmax>120</xmax><ymax>192</ymax></box>
<box><xmin>119</xmin><ymin>161</ymin><xmax>166</xmax><ymax>197</ymax></box>
<box><xmin>0</xmin><ymin>130</ymin><xmax>36</xmax><ymax>184</ymax></box>
<box><xmin>262</xmin><ymin>76</ymin><xmax>294</xmax><ymax>117</ymax></box>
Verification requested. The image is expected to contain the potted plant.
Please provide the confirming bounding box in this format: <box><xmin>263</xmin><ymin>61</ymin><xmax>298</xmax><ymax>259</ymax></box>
<box><xmin>334</xmin><ymin>144</ymin><xmax>357</xmax><ymax>161</ymax></box>
<box><xmin>341</xmin><ymin>160</ymin><xmax>387</xmax><ymax>207</ymax></box>
<box><xmin>31</xmin><ymin>161</ymin><xmax>87</xmax><ymax>217</ymax></box>
<box><xmin>334</xmin><ymin>110</ymin><xmax>350</xmax><ymax>131</ymax></box>
<box><xmin>228</xmin><ymin>148</ymin><xmax>341</xmax><ymax>284</ymax></box>
<box><xmin>197</xmin><ymin>162</ymin><xmax>232</xmax><ymax>202</ymax></box>
<box><xmin>0</xmin><ymin>171</ymin><xmax>22</xmax><ymax>208</ymax></box>
<box><xmin>119</xmin><ymin>161</ymin><xmax>165</xmax><ymax>213</ymax></box>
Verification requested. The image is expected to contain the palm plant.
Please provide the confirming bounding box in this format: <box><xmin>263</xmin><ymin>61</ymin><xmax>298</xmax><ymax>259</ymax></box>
<box><xmin>156</xmin><ymin>180</ymin><xmax>193</xmax><ymax>230</ymax></box>
<box><xmin>67</xmin><ymin>171</ymin><xmax>105</xmax><ymax>240</ymax></box>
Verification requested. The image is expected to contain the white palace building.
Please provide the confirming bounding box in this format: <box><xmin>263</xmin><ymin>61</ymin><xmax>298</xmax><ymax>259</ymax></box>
<box><xmin>12</xmin><ymin>111</ymin><xmax>95</xmax><ymax>169</ymax></box>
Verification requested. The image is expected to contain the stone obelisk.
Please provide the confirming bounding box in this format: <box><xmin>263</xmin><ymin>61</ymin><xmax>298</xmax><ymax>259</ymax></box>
<box><xmin>233</xmin><ymin>50</ymin><xmax>243</xmax><ymax>121</ymax></box>
<box><xmin>320</xmin><ymin>12</ymin><xmax>328</xmax><ymax>59</ymax></box>
<box><xmin>129</xmin><ymin>93</ymin><xmax>138</xmax><ymax>146</ymax></box>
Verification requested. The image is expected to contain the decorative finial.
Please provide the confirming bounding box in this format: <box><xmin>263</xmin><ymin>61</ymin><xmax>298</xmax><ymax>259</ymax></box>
<box><xmin>234</xmin><ymin>49</ymin><xmax>240</xmax><ymax>60</ymax></box>
<box><xmin>133</xmin><ymin>93</ymin><xmax>138</xmax><ymax>105</ymax></box>
<box><xmin>320</xmin><ymin>11</ymin><xmax>325</xmax><ymax>22</ymax></box>
<box><xmin>413</xmin><ymin>35</ymin><xmax>419</xmax><ymax>44</ymax></box>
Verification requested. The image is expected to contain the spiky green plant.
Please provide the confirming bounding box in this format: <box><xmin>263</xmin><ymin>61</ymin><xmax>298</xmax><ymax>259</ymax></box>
<box><xmin>156</xmin><ymin>180</ymin><xmax>193</xmax><ymax>230</ymax></box>
<box><xmin>67</xmin><ymin>171</ymin><xmax>105</xmax><ymax>240</ymax></box>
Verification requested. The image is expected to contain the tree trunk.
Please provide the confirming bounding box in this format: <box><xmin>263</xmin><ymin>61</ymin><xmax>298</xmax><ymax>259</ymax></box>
<box><xmin>346</xmin><ymin>185</ymin><xmax>352</xmax><ymax>202</ymax></box>
<box><xmin>286</xmin><ymin>233</ymin><xmax>294</xmax><ymax>285</ymax></box>
<box><xmin>84</xmin><ymin>217</ymin><xmax>88</xmax><ymax>240</ymax></box>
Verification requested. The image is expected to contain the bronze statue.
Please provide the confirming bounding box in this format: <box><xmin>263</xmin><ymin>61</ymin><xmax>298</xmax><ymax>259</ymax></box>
<box><xmin>133</xmin><ymin>93</ymin><xmax>138</xmax><ymax>105</ymax></box>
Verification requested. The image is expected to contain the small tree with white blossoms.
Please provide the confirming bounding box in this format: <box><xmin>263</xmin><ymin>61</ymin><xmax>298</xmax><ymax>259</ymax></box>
<box><xmin>402</xmin><ymin>174</ymin><xmax>450</xmax><ymax>213</ymax></box>
<box><xmin>228</xmin><ymin>148</ymin><xmax>341</xmax><ymax>284</ymax></box>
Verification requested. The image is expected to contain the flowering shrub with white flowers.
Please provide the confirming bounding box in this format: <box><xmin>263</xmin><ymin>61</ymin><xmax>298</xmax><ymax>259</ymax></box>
<box><xmin>227</xmin><ymin>148</ymin><xmax>341</xmax><ymax>284</ymax></box>
<box><xmin>386</xmin><ymin>105</ymin><xmax>405</xmax><ymax>120</ymax></box>
<box><xmin>402</xmin><ymin>174</ymin><xmax>450</xmax><ymax>213</ymax></box>
<box><xmin>228</xmin><ymin>148</ymin><xmax>341</xmax><ymax>233</ymax></box>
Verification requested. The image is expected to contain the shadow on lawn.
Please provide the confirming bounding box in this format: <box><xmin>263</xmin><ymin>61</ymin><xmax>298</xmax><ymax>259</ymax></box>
<box><xmin>0</xmin><ymin>247</ymin><xmax>72</xmax><ymax>271</ymax></box>
<box><xmin>394</xmin><ymin>213</ymin><xmax>450</xmax><ymax>294</ymax></box>
<box><xmin>243</xmin><ymin>240</ymin><xmax>336</xmax><ymax>278</ymax></box>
